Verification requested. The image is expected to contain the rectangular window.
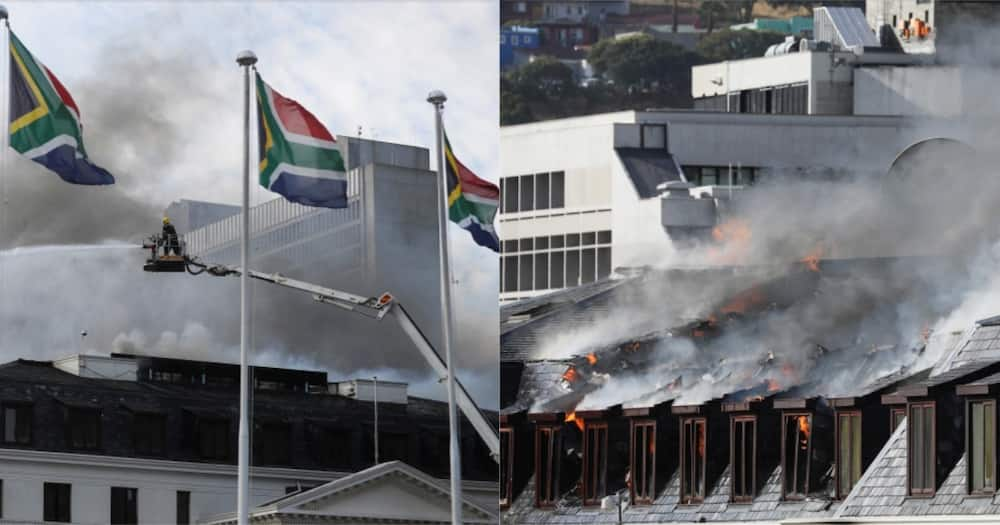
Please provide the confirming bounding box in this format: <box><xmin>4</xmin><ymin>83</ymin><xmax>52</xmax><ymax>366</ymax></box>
<box><xmin>519</xmin><ymin>254</ymin><xmax>533</xmax><ymax>292</ymax></box>
<box><xmin>133</xmin><ymin>413</ymin><xmax>166</xmax><ymax>456</ymax></box>
<box><xmin>597</xmin><ymin>230</ymin><xmax>612</xmax><ymax>244</ymax></box>
<box><xmin>254</xmin><ymin>422</ymin><xmax>291</xmax><ymax>465</ymax></box>
<box><xmin>198</xmin><ymin>418</ymin><xmax>230</xmax><ymax>460</ymax></box>
<box><xmin>581</xmin><ymin>232</ymin><xmax>596</xmax><ymax>246</ymax></box>
<box><xmin>44</xmin><ymin>483</ymin><xmax>71</xmax><ymax>523</ymax></box>
<box><xmin>700</xmin><ymin>167</ymin><xmax>719</xmax><ymax>186</ymax></box>
<box><xmin>501</xmin><ymin>428</ymin><xmax>514</xmax><ymax>507</ymax></box>
<box><xmin>550</xmin><ymin>235</ymin><xmax>565</xmax><ymax>249</ymax></box>
<box><xmin>535</xmin><ymin>253</ymin><xmax>549</xmax><ymax>290</ymax></box>
<box><xmin>536</xmin><ymin>172</ymin><xmax>550</xmax><ymax>210</ymax></box>
<box><xmin>731</xmin><ymin>416</ymin><xmax>756</xmax><ymax>502</ymax></box>
<box><xmin>2</xmin><ymin>403</ymin><xmax>32</xmax><ymax>445</ymax></box>
<box><xmin>581</xmin><ymin>248</ymin><xmax>596</xmax><ymax>284</ymax></box>
<box><xmin>502</xmin><ymin>239</ymin><xmax>518</xmax><ymax>253</ymax></box>
<box><xmin>520</xmin><ymin>175</ymin><xmax>534</xmax><ymax>212</ymax></box>
<box><xmin>597</xmin><ymin>247</ymin><xmax>612</xmax><ymax>280</ymax></box>
<box><xmin>535</xmin><ymin>426</ymin><xmax>562</xmax><ymax>507</ymax></box>
<box><xmin>837</xmin><ymin>412</ymin><xmax>862</xmax><ymax>498</ymax></box>
<box><xmin>534</xmin><ymin>236</ymin><xmax>550</xmax><ymax>250</ymax></box>
<box><xmin>519</xmin><ymin>238</ymin><xmax>534</xmax><ymax>252</ymax></box>
<box><xmin>782</xmin><ymin>413</ymin><xmax>812</xmax><ymax>499</ymax></box>
<box><xmin>908</xmin><ymin>402</ymin><xmax>935</xmax><ymax>495</ymax></box>
<box><xmin>503</xmin><ymin>256</ymin><xmax>518</xmax><ymax>293</ymax></box>
<box><xmin>551</xmin><ymin>172</ymin><xmax>565</xmax><ymax>208</ymax></box>
<box><xmin>307</xmin><ymin>423</ymin><xmax>352</xmax><ymax>468</ymax></box>
<box><xmin>582</xmin><ymin>422</ymin><xmax>608</xmax><ymax>505</ymax></box>
<box><xmin>551</xmin><ymin>252</ymin><xmax>565</xmax><ymax>289</ymax></box>
<box><xmin>631</xmin><ymin>420</ymin><xmax>656</xmax><ymax>504</ymax></box>
<box><xmin>110</xmin><ymin>487</ymin><xmax>138</xmax><ymax>525</ymax></box>
<box><xmin>176</xmin><ymin>491</ymin><xmax>190</xmax><ymax>525</ymax></box>
<box><xmin>566</xmin><ymin>233</ymin><xmax>580</xmax><ymax>247</ymax></box>
<box><xmin>503</xmin><ymin>177</ymin><xmax>519</xmax><ymax>213</ymax></box>
<box><xmin>969</xmin><ymin>400</ymin><xmax>996</xmax><ymax>494</ymax></box>
<box><xmin>680</xmin><ymin>417</ymin><xmax>707</xmax><ymax>504</ymax></box>
<box><xmin>66</xmin><ymin>407</ymin><xmax>100</xmax><ymax>450</ymax></box>
<box><xmin>566</xmin><ymin>250</ymin><xmax>580</xmax><ymax>288</ymax></box>
<box><xmin>891</xmin><ymin>407</ymin><xmax>906</xmax><ymax>433</ymax></box>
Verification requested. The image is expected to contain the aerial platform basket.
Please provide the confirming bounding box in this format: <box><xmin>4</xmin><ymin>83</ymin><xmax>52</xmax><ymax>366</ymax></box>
<box><xmin>142</xmin><ymin>234</ymin><xmax>188</xmax><ymax>273</ymax></box>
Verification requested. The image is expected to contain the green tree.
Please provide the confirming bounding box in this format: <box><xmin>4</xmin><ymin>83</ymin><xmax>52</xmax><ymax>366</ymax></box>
<box><xmin>695</xmin><ymin>29</ymin><xmax>787</xmax><ymax>62</ymax></box>
<box><xmin>506</xmin><ymin>56</ymin><xmax>577</xmax><ymax>99</ymax></box>
<box><xmin>698</xmin><ymin>1</ymin><xmax>729</xmax><ymax>33</ymax></box>
<box><xmin>589</xmin><ymin>35</ymin><xmax>697</xmax><ymax>93</ymax></box>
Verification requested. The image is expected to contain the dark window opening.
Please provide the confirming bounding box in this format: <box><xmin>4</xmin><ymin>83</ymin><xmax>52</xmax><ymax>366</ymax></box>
<box><xmin>535</xmin><ymin>426</ymin><xmax>562</xmax><ymax>507</ymax></box>
<box><xmin>836</xmin><ymin>412</ymin><xmax>862</xmax><ymax>499</ymax></box>
<box><xmin>581</xmin><ymin>232</ymin><xmax>596</xmax><ymax>246</ymax></box>
<box><xmin>503</xmin><ymin>256</ymin><xmax>518</xmax><ymax>293</ymax></box>
<box><xmin>254</xmin><ymin>422</ymin><xmax>291</xmax><ymax>465</ymax></box>
<box><xmin>891</xmin><ymin>407</ymin><xmax>906</xmax><ymax>433</ymax></box>
<box><xmin>43</xmin><ymin>482</ymin><xmax>71</xmax><ymax>523</ymax></box>
<box><xmin>566</xmin><ymin>233</ymin><xmax>580</xmax><ymax>247</ymax></box>
<box><xmin>176</xmin><ymin>491</ymin><xmax>190</xmax><ymax>525</ymax></box>
<box><xmin>581</xmin><ymin>249</ymin><xmax>596</xmax><ymax>284</ymax></box>
<box><xmin>566</xmin><ymin>250</ymin><xmax>580</xmax><ymax>288</ymax></box>
<box><xmin>782</xmin><ymin>413</ymin><xmax>811</xmax><ymax>499</ymax></box>
<box><xmin>503</xmin><ymin>177</ymin><xmax>518</xmax><ymax>213</ymax></box>
<box><xmin>110</xmin><ymin>487</ymin><xmax>138</xmax><ymax>525</ymax></box>
<box><xmin>908</xmin><ymin>402</ymin><xmax>935</xmax><ymax>496</ymax></box>
<box><xmin>501</xmin><ymin>428</ymin><xmax>514</xmax><ymax>507</ymax></box>
<box><xmin>680</xmin><ymin>417</ymin><xmax>706</xmax><ymax>504</ymax></box>
<box><xmin>379</xmin><ymin>432</ymin><xmax>409</xmax><ymax>463</ymax></box>
<box><xmin>520</xmin><ymin>175</ymin><xmax>534</xmax><ymax>212</ymax></box>
<box><xmin>969</xmin><ymin>400</ymin><xmax>995</xmax><ymax>494</ymax></box>
<box><xmin>66</xmin><ymin>407</ymin><xmax>100</xmax><ymax>451</ymax></box>
<box><xmin>551</xmin><ymin>252</ymin><xmax>565</xmax><ymax>289</ymax></box>
<box><xmin>502</xmin><ymin>239</ymin><xmax>518</xmax><ymax>253</ymax></box>
<box><xmin>631</xmin><ymin>419</ymin><xmax>656</xmax><ymax>504</ymax></box>
<box><xmin>519</xmin><ymin>238</ymin><xmax>534</xmax><ymax>252</ymax></box>
<box><xmin>731</xmin><ymin>416</ymin><xmax>756</xmax><ymax>502</ymax></box>
<box><xmin>551</xmin><ymin>235</ymin><xmax>565</xmax><ymax>249</ymax></box>
<box><xmin>536</xmin><ymin>172</ymin><xmax>550</xmax><ymax>210</ymax></box>
<box><xmin>535</xmin><ymin>253</ymin><xmax>549</xmax><ymax>290</ymax></box>
<box><xmin>551</xmin><ymin>172</ymin><xmax>565</xmax><ymax>209</ymax></box>
<box><xmin>597</xmin><ymin>247</ymin><xmax>612</xmax><ymax>280</ymax></box>
<box><xmin>597</xmin><ymin>230</ymin><xmax>612</xmax><ymax>244</ymax></box>
<box><xmin>519</xmin><ymin>254</ymin><xmax>533</xmax><ymax>292</ymax></box>
<box><xmin>2</xmin><ymin>403</ymin><xmax>32</xmax><ymax>445</ymax></box>
<box><xmin>198</xmin><ymin>418</ymin><xmax>230</xmax><ymax>460</ymax></box>
<box><xmin>306</xmin><ymin>423</ymin><xmax>352</xmax><ymax>468</ymax></box>
<box><xmin>535</xmin><ymin>236</ymin><xmax>550</xmax><ymax>250</ymax></box>
<box><xmin>133</xmin><ymin>413</ymin><xmax>166</xmax><ymax>456</ymax></box>
<box><xmin>582</xmin><ymin>421</ymin><xmax>608</xmax><ymax>505</ymax></box>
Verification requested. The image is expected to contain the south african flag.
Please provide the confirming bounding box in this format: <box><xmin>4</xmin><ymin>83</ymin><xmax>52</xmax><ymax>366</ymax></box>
<box><xmin>256</xmin><ymin>72</ymin><xmax>347</xmax><ymax>208</ymax></box>
<box><xmin>445</xmin><ymin>130</ymin><xmax>499</xmax><ymax>252</ymax></box>
<box><xmin>9</xmin><ymin>31</ymin><xmax>113</xmax><ymax>185</ymax></box>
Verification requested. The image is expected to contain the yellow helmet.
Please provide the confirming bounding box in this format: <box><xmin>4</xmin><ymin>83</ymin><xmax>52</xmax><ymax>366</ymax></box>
<box><xmin>162</xmin><ymin>216</ymin><xmax>170</xmax><ymax>224</ymax></box>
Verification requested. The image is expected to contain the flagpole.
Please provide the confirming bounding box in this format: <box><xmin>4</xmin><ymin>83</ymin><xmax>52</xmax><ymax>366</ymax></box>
<box><xmin>427</xmin><ymin>90</ymin><xmax>462</xmax><ymax>525</ymax></box>
<box><xmin>235</xmin><ymin>49</ymin><xmax>257</xmax><ymax>525</ymax></box>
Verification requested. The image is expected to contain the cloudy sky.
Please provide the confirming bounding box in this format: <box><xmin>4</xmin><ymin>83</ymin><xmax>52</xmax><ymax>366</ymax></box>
<box><xmin>0</xmin><ymin>2</ymin><xmax>499</xmax><ymax>406</ymax></box>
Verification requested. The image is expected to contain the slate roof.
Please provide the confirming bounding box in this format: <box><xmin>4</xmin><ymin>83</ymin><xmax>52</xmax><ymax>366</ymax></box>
<box><xmin>614</xmin><ymin>147</ymin><xmax>683</xmax><ymax>199</ymax></box>
<box><xmin>947</xmin><ymin>323</ymin><xmax>1000</xmax><ymax>369</ymax></box>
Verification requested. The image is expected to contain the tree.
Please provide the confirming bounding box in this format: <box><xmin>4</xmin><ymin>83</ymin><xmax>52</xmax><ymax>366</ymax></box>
<box><xmin>695</xmin><ymin>29</ymin><xmax>787</xmax><ymax>62</ymax></box>
<box><xmin>589</xmin><ymin>35</ymin><xmax>697</xmax><ymax>92</ymax></box>
<box><xmin>698</xmin><ymin>1</ymin><xmax>729</xmax><ymax>33</ymax></box>
<box><xmin>506</xmin><ymin>56</ymin><xmax>577</xmax><ymax>99</ymax></box>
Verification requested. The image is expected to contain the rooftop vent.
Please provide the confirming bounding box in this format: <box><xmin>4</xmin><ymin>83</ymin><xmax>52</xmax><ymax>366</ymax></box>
<box><xmin>331</xmin><ymin>378</ymin><xmax>408</xmax><ymax>404</ymax></box>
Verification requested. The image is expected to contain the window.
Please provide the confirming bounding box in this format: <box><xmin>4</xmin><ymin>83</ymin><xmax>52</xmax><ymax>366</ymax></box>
<box><xmin>133</xmin><ymin>413</ymin><xmax>166</xmax><ymax>456</ymax></box>
<box><xmin>176</xmin><ymin>491</ymin><xmax>190</xmax><ymax>525</ymax></box>
<box><xmin>836</xmin><ymin>412</ymin><xmax>862</xmax><ymax>499</ymax></box>
<box><xmin>518</xmin><ymin>254</ymin><xmax>533</xmax><ymax>292</ymax></box>
<box><xmin>908</xmin><ymin>402</ymin><xmax>935</xmax><ymax>495</ymax></box>
<box><xmin>551</xmin><ymin>252</ymin><xmax>565</xmax><ymax>289</ymax></box>
<box><xmin>516</xmin><ymin>1</ymin><xmax>526</xmax><ymax>13</ymax></box>
<box><xmin>581</xmin><ymin>232</ymin><xmax>596</xmax><ymax>246</ymax></box>
<box><xmin>2</xmin><ymin>403</ymin><xmax>32</xmax><ymax>445</ymax></box>
<box><xmin>566</xmin><ymin>233</ymin><xmax>580</xmax><ymax>247</ymax></box>
<box><xmin>535</xmin><ymin>253</ymin><xmax>549</xmax><ymax>290</ymax></box>
<box><xmin>535</xmin><ymin>236</ymin><xmax>550</xmax><ymax>250</ymax></box>
<box><xmin>502</xmin><ymin>239</ymin><xmax>518</xmax><ymax>253</ymax></box>
<box><xmin>511</xmin><ymin>35</ymin><xmax>519</xmax><ymax>45</ymax></box>
<box><xmin>782</xmin><ymin>413</ymin><xmax>812</xmax><ymax>499</ymax></box>
<box><xmin>566</xmin><ymin>250</ymin><xmax>580</xmax><ymax>287</ymax></box>
<box><xmin>110</xmin><ymin>487</ymin><xmax>138</xmax><ymax>525</ymax></box>
<box><xmin>255</xmin><ymin>422</ymin><xmax>291</xmax><ymax>465</ymax></box>
<box><xmin>631</xmin><ymin>420</ymin><xmax>656</xmax><ymax>504</ymax></box>
<box><xmin>536</xmin><ymin>173</ymin><xmax>550</xmax><ymax>210</ymax></box>
<box><xmin>680</xmin><ymin>417</ymin><xmax>707</xmax><ymax>504</ymax></box>
<box><xmin>66</xmin><ymin>407</ymin><xmax>100</xmax><ymax>450</ymax></box>
<box><xmin>582</xmin><ymin>421</ymin><xmax>608</xmax><ymax>505</ymax></box>
<box><xmin>598</xmin><ymin>247</ymin><xmax>612</xmax><ymax>280</ymax></box>
<box><xmin>379</xmin><ymin>432</ymin><xmax>409</xmax><ymax>462</ymax></box>
<box><xmin>891</xmin><ymin>407</ymin><xmax>906</xmax><ymax>433</ymax></box>
<box><xmin>0</xmin><ymin>479</ymin><xmax>3</xmax><ymax>518</ymax></box>
<box><xmin>307</xmin><ymin>422</ymin><xmax>352</xmax><ymax>468</ymax></box>
<box><xmin>501</xmin><ymin>427</ymin><xmax>514</xmax><ymax>507</ymax></box>
<box><xmin>535</xmin><ymin>426</ymin><xmax>562</xmax><ymax>507</ymax></box>
<box><xmin>198</xmin><ymin>418</ymin><xmax>230</xmax><ymax>460</ymax></box>
<box><xmin>520</xmin><ymin>175</ymin><xmax>534</xmax><ymax>212</ymax></box>
<box><xmin>503</xmin><ymin>256</ymin><xmax>518</xmax><ymax>293</ymax></box>
<box><xmin>731</xmin><ymin>416</ymin><xmax>756</xmax><ymax>502</ymax></box>
<box><xmin>969</xmin><ymin>400</ymin><xmax>995</xmax><ymax>494</ymax></box>
<box><xmin>503</xmin><ymin>177</ymin><xmax>518</xmax><ymax>213</ymax></box>
<box><xmin>43</xmin><ymin>482</ymin><xmax>71</xmax><ymax>523</ymax></box>
<box><xmin>551</xmin><ymin>235</ymin><xmax>564</xmax><ymax>249</ymax></box>
<box><xmin>520</xmin><ymin>238</ymin><xmax>534</xmax><ymax>251</ymax></box>
<box><xmin>597</xmin><ymin>231</ymin><xmax>612</xmax><ymax>244</ymax></box>
<box><xmin>551</xmin><ymin>172</ymin><xmax>565</xmax><ymax>208</ymax></box>
<box><xmin>581</xmin><ymin>248</ymin><xmax>596</xmax><ymax>284</ymax></box>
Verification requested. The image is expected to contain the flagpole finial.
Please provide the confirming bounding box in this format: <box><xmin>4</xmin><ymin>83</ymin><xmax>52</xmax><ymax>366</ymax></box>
<box><xmin>0</xmin><ymin>5</ymin><xmax>10</xmax><ymax>21</ymax></box>
<box><xmin>426</xmin><ymin>90</ymin><xmax>447</xmax><ymax>107</ymax></box>
<box><xmin>236</xmin><ymin>50</ymin><xmax>257</xmax><ymax>67</ymax></box>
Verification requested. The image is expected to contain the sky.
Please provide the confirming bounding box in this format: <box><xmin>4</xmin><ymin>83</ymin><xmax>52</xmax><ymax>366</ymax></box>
<box><xmin>0</xmin><ymin>1</ymin><xmax>500</xmax><ymax>407</ymax></box>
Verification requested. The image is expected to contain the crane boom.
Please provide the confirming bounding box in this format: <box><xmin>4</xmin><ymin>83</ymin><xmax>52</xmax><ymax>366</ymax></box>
<box><xmin>188</xmin><ymin>261</ymin><xmax>500</xmax><ymax>462</ymax></box>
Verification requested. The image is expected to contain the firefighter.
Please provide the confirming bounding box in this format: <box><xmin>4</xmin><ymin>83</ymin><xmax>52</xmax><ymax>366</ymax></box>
<box><xmin>162</xmin><ymin>216</ymin><xmax>181</xmax><ymax>256</ymax></box>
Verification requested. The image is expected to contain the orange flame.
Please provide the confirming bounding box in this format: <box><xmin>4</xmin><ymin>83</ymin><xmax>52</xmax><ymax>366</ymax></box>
<box><xmin>781</xmin><ymin>363</ymin><xmax>796</xmax><ymax>378</ymax></box>
<box><xmin>719</xmin><ymin>287</ymin><xmax>765</xmax><ymax>315</ymax></box>
<box><xmin>766</xmin><ymin>378</ymin><xmax>780</xmax><ymax>392</ymax></box>
<box><xmin>565</xmin><ymin>411</ymin><xmax>584</xmax><ymax>431</ymax></box>
<box><xmin>649</xmin><ymin>439</ymin><xmax>656</xmax><ymax>455</ymax></box>
<box><xmin>562</xmin><ymin>367</ymin><xmax>579</xmax><ymax>383</ymax></box>
<box><xmin>800</xmin><ymin>246</ymin><xmax>823</xmax><ymax>272</ymax></box>
<box><xmin>797</xmin><ymin>415</ymin><xmax>811</xmax><ymax>450</ymax></box>
<box><xmin>697</xmin><ymin>425</ymin><xmax>706</xmax><ymax>457</ymax></box>
<box><xmin>586</xmin><ymin>353</ymin><xmax>597</xmax><ymax>365</ymax></box>
<box><xmin>708</xmin><ymin>219</ymin><xmax>752</xmax><ymax>265</ymax></box>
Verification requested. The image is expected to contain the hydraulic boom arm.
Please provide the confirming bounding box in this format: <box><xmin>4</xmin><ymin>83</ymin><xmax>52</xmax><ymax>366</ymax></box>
<box><xmin>189</xmin><ymin>261</ymin><xmax>500</xmax><ymax>462</ymax></box>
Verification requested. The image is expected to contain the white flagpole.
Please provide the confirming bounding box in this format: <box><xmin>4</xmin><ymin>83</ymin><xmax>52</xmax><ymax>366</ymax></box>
<box><xmin>235</xmin><ymin>49</ymin><xmax>257</xmax><ymax>525</ymax></box>
<box><xmin>427</xmin><ymin>90</ymin><xmax>462</xmax><ymax>525</ymax></box>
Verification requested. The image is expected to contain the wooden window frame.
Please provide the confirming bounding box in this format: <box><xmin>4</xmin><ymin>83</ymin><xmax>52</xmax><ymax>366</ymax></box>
<box><xmin>500</xmin><ymin>427</ymin><xmax>514</xmax><ymax>508</ymax></box>
<box><xmin>890</xmin><ymin>407</ymin><xmax>906</xmax><ymax>434</ymax></box>
<box><xmin>582</xmin><ymin>421</ymin><xmax>609</xmax><ymax>506</ymax></box>
<box><xmin>781</xmin><ymin>412</ymin><xmax>812</xmax><ymax>500</ymax></box>
<box><xmin>730</xmin><ymin>415</ymin><xmax>757</xmax><ymax>503</ymax></box>
<box><xmin>835</xmin><ymin>410</ymin><xmax>862</xmax><ymax>500</ymax></box>
<box><xmin>679</xmin><ymin>417</ymin><xmax>707</xmax><ymax>505</ymax></box>
<box><xmin>907</xmin><ymin>401</ymin><xmax>936</xmax><ymax>497</ymax></box>
<box><xmin>1</xmin><ymin>402</ymin><xmax>33</xmax><ymax>446</ymax></box>
<box><xmin>534</xmin><ymin>425</ymin><xmax>562</xmax><ymax>508</ymax></box>
<box><xmin>966</xmin><ymin>398</ymin><xmax>996</xmax><ymax>495</ymax></box>
<box><xmin>630</xmin><ymin>419</ymin><xmax>656</xmax><ymax>505</ymax></box>
<box><xmin>65</xmin><ymin>407</ymin><xmax>101</xmax><ymax>452</ymax></box>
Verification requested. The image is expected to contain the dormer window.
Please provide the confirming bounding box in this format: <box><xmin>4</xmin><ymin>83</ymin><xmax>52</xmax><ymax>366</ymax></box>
<box><xmin>731</xmin><ymin>416</ymin><xmax>756</xmax><ymax>502</ymax></box>
<box><xmin>908</xmin><ymin>401</ymin><xmax>935</xmax><ymax>496</ymax></box>
<box><xmin>500</xmin><ymin>427</ymin><xmax>514</xmax><ymax>507</ymax></box>
<box><xmin>782</xmin><ymin>413</ymin><xmax>811</xmax><ymax>499</ymax></box>
<box><xmin>836</xmin><ymin>411</ymin><xmax>862</xmax><ymax>498</ymax></box>
<box><xmin>630</xmin><ymin>419</ymin><xmax>656</xmax><ymax>504</ymax></box>
<box><xmin>968</xmin><ymin>399</ymin><xmax>996</xmax><ymax>494</ymax></box>
<box><xmin>535</xmin><ymin>425</ymin><xmax>562</xmax><ymax>507</ymax></box>
<box><xmin>680</xmin><ymin>417</ymin><xmax>707</xmax><ymax>504</ymax></box>
<box><xmin>582</xmin><ymin>421</ymin><xmax>608</xmax><ymax>505</ymax></box>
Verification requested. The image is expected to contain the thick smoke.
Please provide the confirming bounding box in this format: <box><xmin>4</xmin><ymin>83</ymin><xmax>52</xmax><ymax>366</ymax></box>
<box><xmin>0</xmin><ymin>40</ymin><xmax>498</xmax><ymax>406</ymax></box>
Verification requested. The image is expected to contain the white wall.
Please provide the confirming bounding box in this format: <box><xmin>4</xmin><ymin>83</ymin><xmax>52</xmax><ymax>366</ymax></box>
<box><xmin>692</xmin><ymin>52</ymin><xmax>814</xmax><ymax>99</ymax></box>
<box><xmin>854</xmin><ymin>65</ymin><xmax>966</xmax><ymax>117</ymax></box>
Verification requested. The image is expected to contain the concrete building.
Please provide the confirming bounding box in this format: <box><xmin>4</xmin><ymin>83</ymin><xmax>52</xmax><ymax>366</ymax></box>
<box><xmin>0</xmin><ymin>352</ymin><xmax>497</xmax><ymax>524</ymax></box>
<box><xmin>864</xmin><ymin>0</ymin><xmax>1000</xmax><ymax>55</ymax></box>
<box><xmin>498</xmin><ymin>109</ymin><xmax>928</xmax><ymax>302</ymax></box>
<box><xmin>502</xmin><ymin>26</ymin><xmax>541</xmax><ymax>70</ymax></box>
